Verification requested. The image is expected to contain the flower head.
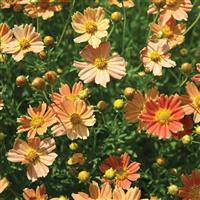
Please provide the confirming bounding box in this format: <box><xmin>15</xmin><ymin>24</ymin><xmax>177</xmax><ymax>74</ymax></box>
<box><xmin>0</xmin><ymin>178</ymin><xmax>9</xmax><ymax>194</ymax></box>
<box><xmin>74</xmin><ymin>42</ymin><xmax>126</xmax><ymax>87</ymax></box>
<box><xmin>71</xmin><ymin>7</ymin><xmax>109</xmax><ymax>48</ymax></box>
<box><xmin>108</xmin><ymin>0</ymin><xmax>135</xmax><ymax>8</ymax></box>
<box><xmin>113</xmin><ymin>187</ymin><xmax>141</xmax><ymax>200</ymax></box>
<box><xmin>7</xmin><ymin>137</ymin><xmax>57</xmax><ymax>182</ymax></box>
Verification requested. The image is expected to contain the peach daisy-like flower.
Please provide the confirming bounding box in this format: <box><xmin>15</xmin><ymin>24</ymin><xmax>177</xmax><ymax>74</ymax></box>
<box><xmin>192</xmin><ymin>64</ymin><xmax>200</xmax><ymax>83</ymax></box>
<box><xmin>0</xmin><ymin>178</ymin><xmax>9</xmax><ymax>194</ymax></box>
<box><xmin>74</xmin><ymin>42</ymin><xmax>126</xmax><ymax>87</ymax></box>
<box><xmin>17</xmin><ymin>103</ymin><xmax>56</xmax><ymax>138</ymax></box>
<box><xmin>100</xmin><ymin>152</ymin><xmax>141</xmax><ymax>190</ymax></box>
<box><xmin>0</xmin><ymin>23</ymin><xmax>13</xmax><ymax>53</ymax></box>
<box><xmin>140</xmin><ymin>39</ymin><xmax>176</xmax><ymax>76</ymax></box>
<box><xmin>113</xmin><ymin>187</ymin><xmax>141</xmax><ymax>200</ymax></box>
<box><xmin>7</xmin><ymin>137</ymin><xmax>57</xmax><ymax>182</ymax></box>
<box><xmin>72</xmin><ymin>181</ymin><xmax>112</xmax><ymax>200</ymax></box>
<box><xmin>3</xmin><ymin>24</ymin><xmax>44</xmax><ymax>62</ymax></box>
<box><xmin>0</xmin><ymin>98</ymin><xmax>4</xmax><ymax>110</ymax></box>
<box><xmin>181</xmin><ymin>82</ymin><xmax>200</xmax><ymax>123</ymax></box>
<box><xmin>140</xmin><ymin>94</ymin><xmax>184</xmax><ymax>139</ymax></box>
<box><xmin>52</xmin><ymin>99</ymin><xmax>96</xmax><ymax>140</ymax></box>
<box><xmin>0</xmin><ymin>0</ymin><xmax>22</xmax><ymax>10</ymax></box>
<box><xmin>179</xmin><ymin>170</ymin><xmax>200</xmax><ymax>200</ymax></box>
<box><xmin>23</xmin><ymin>185</ymin><xmax>48</xmax><ymax>200</ymax></box>
<box><xmin>108</xmin><ymin>0</ymin><xmax>135</xmax><ymax>8</ymax></box>
<box><xmin>150</xmin><ymin>16</ymin><xmax>186</xmax><ymax>49</ymax></box>
<box><xmin>71</xmin><ymin>7</ymin><xmax>109</xmax><ymax>48</ymax></box>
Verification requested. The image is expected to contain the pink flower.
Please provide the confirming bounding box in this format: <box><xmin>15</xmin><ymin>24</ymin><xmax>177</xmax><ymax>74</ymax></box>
<box><xmin>192</xmin><ymin>64</ymin><xmax>200</xmax><ymax>83</ymax></box>
<box><xmin>108</xmin><ymin>0</ymin><xmax>135</xmax><ymax>8</ymax></box>
<box><xmin>74</xmin><ymin>42</ymin><xmax>126</xmax><ymax>87</ymax></box>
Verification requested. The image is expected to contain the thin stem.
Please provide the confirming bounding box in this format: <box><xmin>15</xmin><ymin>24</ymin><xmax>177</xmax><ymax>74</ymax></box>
<box><xmin>36</xmin><ymin>17</ymin><xmax>39</xmax><ymax>32</ymax></box>
<box><xmin>122</xmin><ymin>1</ymin><xmax>126</xmax><ymax>54</ymax></box>
<box><xmin>180</xmin><ymin>76</ymin><xmax>188</xmax><ymax>87</ymax></box>
<box><xmin>192</xmin><ymin>140</ymin><xmax>200</xmax><ymax>145</ymax></box>
<box><xmin>107</xmin><ymin>24</ymin><xmax>115</xmax><ymax>41</ymax></box>
<box><xmin>184</xmin><ymin>13</ymin><xmax>200</xmax><ymax>35</ymax></box>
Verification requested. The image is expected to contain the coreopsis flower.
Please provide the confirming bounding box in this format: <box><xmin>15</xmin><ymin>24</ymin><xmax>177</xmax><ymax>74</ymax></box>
<box><xmin>74</xmin><ymin>42</ymin><xmax>126</xmax><ymax>87</ymax></box>
<box><xmin>17</xmin><ymin>103</ymin><xmax>56</xmax><ymax>138</ymax></box>
<box><xmin>72</xmin><ymin>181</ymin><xmax>112</xmax><ymax>200</ymax></box>
<box><xmin>192</xmin><ymin>64</ymin><xmax>200</xmax><ymax>83</ymax></box>
<box><xmin>0</xmin><ymin>0</ymin><xmax>22</xmax><ymax>10</ymax></box>
<box><xmin>51</xmin><ymin>99</ymin><xmax>96</xmax><ymax>140</ymax></box>
<box><xmin>100</xmin><ymin>152</ymin><xmax>141</xmax><ymax>190</ymax></box>
<box><xmin>140</xmin><ymin>39</ymin><xmax>176</xmax><ymax>76</ymax></box>
<box><xmin>71</xmin><ymin>7</ymin><xmax>109</xmax><ymax>48</ymax></box>
<box><xmin>0</xmin><ymin>99</ymin><xmax>4</xmax><ymax>110</ymax></box>
<box><xmin>108</xmin><ymin>0</ymin><xmax>135</xmax><ymax>8</ymax></box>
<box><xmin>179</xmin><ymin>170</ymin><xmax>200</xmax><ymax>200</ymax></box>
<box><xmin>150</xmin><ymin>16</ymin><xmax>186</xmax><ymax>49</ymax></box>
<box><xmin>23</xmin><ymin>185</ymin><xmax>48</xmax><ymax>200</ymax></box>
<box><xmin>3</xmin><ymin>24</ymin><xmax>44</xmax><ymax>62</ymax></box>
<box><xmin>181</xmin><ymin>82</ymin><xmax>200</xmax><ymax>123</ymax></box>
<box><xmin>0</xmin><ymin>178</ymin><xmax>9</xmax><ymax>194</ymax></box>
<box><xmin>113</xmin><ymin>187</ymin><xmax>141</xmax><ymax>200</ymax></box>
<box><xmin>148</xmin><ymin>0</ymin><xmax>193</xmax><ymax>24</ymax></box>
<box><xmin>0</xmin><ymin>23</ymin><xmax>13</xmax><ymax>53</ymax></box>
<box><xmin>7</xmin><ymin>137</ymin><xmax>57</xmax><ymax>182</ymax></box>
<box><xmin>140</xmin><ymin>94</ymin><xmax>184</xmax><ymax>139</ymax></box>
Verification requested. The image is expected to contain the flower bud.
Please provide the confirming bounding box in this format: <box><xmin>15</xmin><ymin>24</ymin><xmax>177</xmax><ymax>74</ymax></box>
<box><xmin>0</xmin><ymin>132</ymin><xmax>6</xmax><ymax>141</ymax></box>
<box><xmin>156</xmin><ymin>157</ymin><xmax>166</xmax><ymax>166</ymax></box>
<box><xmin>181</xmin><ymin>134</ymin><xmax>191</xmax><ymax>144</ymax></box>
<box><xmin>181</xmin><ymin>63</ymin><xmax>192</xmax><ymax>73</ymax></box>
<box><xmin>180</xmin><ymin>48</ymin><xmax>188</xmax><ymax>56</ymax></box>
<box><xmin>195</xmin><ymin>125</ymin><xmax>200</xmax><ymax>135</ymax></box>
<box><xmin>78</xmin><ymin>88</ymin><xmax>89</xmax><ymax>99</ymax></box>
<box><xmin>167</xmin><ymin>184</ymin><xmax>178</xmax><ymax>195</ymax></box>
<box><xmin>16</xmin><ymin>75</ymin><xmax>27</xmax><ymax>87</ymax></box>
<box><xmin>44</xmin><ymin>71</ymin><xmax>57</xmax><ymax>85</ymax></box>
<box><xmin>78</xmin><ymin>171</ymin><xmax>90</xmax><ymax>182</ymax></box>
<box><xmin>69</xmin><ymin>142</ymin><xmax>78</xmax><ymax>151</ymax></box>
<box><xmin>32</xmin><ymin>77</ymin><xmax>45</xmax><ymax>90</ymax></box>
<box><xmin>124</xmin><ymin>87</ymin><xmax>135</xmax><ymax>99</ymax></box>
<box><xmin>111</xmin><ymin>12</ymin><xmax>122</xmax><ymax>22</ymax></box>
<box><xmin>38</xmin><ymin>50</ymin><xmax>47</xmax><ymax>60</ymax></box>
<box><xmin>113</xmin><ymin>99</ymin><xmax>124</xmax><ymax>110</ymax></box>
<box><xmin>97</xmin><ymin>100</ymin><xmax>107</xmax><ymax>111</ymax></box>
<box><xmin>104</xmin><ymin>168</ymin><xmax>115</xmax><ymax>179</ymax></box>
<box><xmin>43</xmin><ymin>36</ymin><xmax>54</xmax><ymax>46</ymax></box>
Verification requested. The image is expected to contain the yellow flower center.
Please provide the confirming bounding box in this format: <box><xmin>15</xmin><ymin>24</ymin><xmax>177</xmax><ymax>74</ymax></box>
<box><xmin>85</xmin><ymin>21</ymin><xmax>98</xmax><ymax>34</ymax></box>
<box><xmin>190</xmin><ymin>186</ymin><xmax>200</xmax><ymax>199</ymax></box>
<box><xmin>70</xmin><ymin>113</ymin><xmax>81</xmax><ymax>125</ymax></box>
<box><xmin>19</xmin><ymin>38</ymin><xmax>31</xmax><ymax>50</ymax></box>
<box><xmin>156</xmin><ymin>108</ymin><xmax>171</xmax><ymax>124</ymax></box>
<box><xmin>94</xmin><ymin>58</ymin><xmax>107</xmax><ymax>70</ymax></box>
<box><xmin>26</xmin><ymin>149</ymin><xmax>40</xmax><ymax>163</ymax></box>
<box><xmin>115</xmin><ymin>168</ymin><xmax>128</xmax><ymax>181</ymax></box>
<box><xmin>149</xmin><ymin>51</ymin><xmax>161</xmax><ymax>63</ymax></box>
<box><xmin>65</xmin><ymin>94</ymin><xmax>76</xmax><ymax>102</ymax></box>
<box><xmin>194</xmin><ymin>95</ymin><xmax>200</xmax><ymax>107</ymax></box>
<box><xmin>166</xmin><ymin>0</ymin><xmax>178</xmax><ymax>6</ymax></box>
<box><xmin>31</xmin><ymin>116</ymin><xmax>45</xmax><ymax>128</ymax></box>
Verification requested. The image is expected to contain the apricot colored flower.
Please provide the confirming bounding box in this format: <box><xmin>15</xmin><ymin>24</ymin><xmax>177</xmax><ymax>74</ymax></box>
<box><xmin>192</xmin><ymin>64</ymin><xmax>200</xmax><ymax>83</ymax></box>
<box><xmin>7</xmin><ymin>137</ymin><xmax>57</xmax><ymax>182</ymax></box>
<box><xmin>71</xmin><ymin>7</ymin><xmax>109</xmax><ymax>48</ymax></box>
<box><xmin>0</xmin><ymin>98</ymin><xmax>4</xmax><ymax>110</ymax></box>
<box><xmin>17</xmin><ymin>103</ymin><xmax>56</xmax><ymax>138</ymax></box>
<box><xmin>179</xmin><ymin>170</ymin><xmax>200</xmax><ymax>200</ymax></box>
<box><xmin>100</xmin><ymin>152</ymin><xmax>141</xmax><ymax>190</ymax></box>
<box><xmin>23</xmin><ymin>185</ymin><xmax>48</xmax><ymax>200</ymax></box>
<box><xmin>74</xmin><ymin>42</ymin><xmax>126</xmax><ymax>87</ymax></box>
<box><xmin>140</xmin><ymin>39</ymin><xmax>176</xmax><ymax>76</ymax></box>
<box><xmin>51</xmin><ymin>99</ymin><xmax>96</xmax><ymax>140</ymax></box>
<box><xmin>150</xmin><ymin>16</ymin><xmax>186</xmax><ymax>49</ymax></box>
<box><xmin>0</xmin><ymin>178</ymin><xmax>9</xmax><ymax>194</ymax></box>
<box><xmin>113</xmin><ymin>187</ymin><xmax>141</xmax><ymax>200</ymax></box>
<box><xmin>0</xmin><ymin>23</ymin><xmax>13</xmax><ymax>53</ymax></box>
<box><xmin>3</xmin><ymin>24</ymin><xmax>44</xmax><ymax>62</ymax></box>
<box><xmin>140</xmin><ymin>94</ymin><xmax>184</xmax><ymax>139</ymax></box>
<box><xmin>0</xmin><ymin>0</ymin><xmax>22</xmax><ymax>10</ymax></box>
<box><xmin>72</xmin><ymin>181</ymin><xmax>112</xmax><ymax>200</ymax></box>
<box><xmin>108</xmin><ymin>0</ymin><xmax>135</xmax><ymax>8</ymax></box>
<box><xmin>148</xmin><ymin>0</ymin><xmax>193</xmax><ymax>24</ymax></box>
<box><xmin>181</xmin><ymin>82</ymin><xmax>200</xmax><ymax>123</ymax></box>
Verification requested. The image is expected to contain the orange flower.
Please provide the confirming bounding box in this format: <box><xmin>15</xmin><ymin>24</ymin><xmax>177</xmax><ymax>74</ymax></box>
<box><xmin>100</xmin><ymin>152</ymin><xmax>141</xmax><ymax>190</ymax></box>
<box><xmin>3</xmin><ymin>24</ymin><xmax>44</xmax><ymax>62</ymax></box>
<box><xmin>74</xmin><ymin>42</ymin><xmax>126</xmax><ymax>87</ymax></box>
<box><xmin>52</xmin><ymin>99</ymin><xmax>96</xmax><ymax>140</ymax></box>
<box><xmin>23</xmin><ymin>185</ymin><xmax>48</xmax><ymax>200</ymax></box>
<box><xmin>113</xmin><ymin>187</ymin><xmax>141</xmax><ymax>200</ymax></box>
<box><xmin>71</xmin><ymin>7</ymin><xmax>109</xmax><ymax>48</ymax></box>
<box><xmin>150</xmin><ymin>16</ymin><xmax>186</xmax><ymax>49</ymax></box>
<box><xmin>17</xmin><ymin>103</ymin><xmax>56</xmax><ymax>138</ymax></box>
<box><xmin>0</xmin><ymin>23</ymin><xmax>13</xmax><ymax>53</ymax></box>
<box><xmin>179</xmin><ymin>170</ymin><xmax>200</xmax><ymax>200</ymax></box>
<box><xmin>108</xmin><ymin>0</ymin><xmax>134</xmax><ymax>8</ymax></box>
<box><xmin>0</xmin><ymin>0</ymin><xmax>22</xmax><ymax>10</ymax></box>
<box><xmin>192</xmin><ymin>64</ymin><xmax>200</xmax><ymax>83</ymax></box>
<box><xmin>140</xmin><ymin>94</ymin><xmax>184</xmax><ymax>139</ymax></box>
<box><xmin>0</xmin><ymin>98</ymin><xmax>4</xmax><ymax>110</ymax></box>
<box><xmin>72</xmin><ymin>181</ymin><xmax>112</xmax><ymax>200</ymax></box>
<box><xmin>181</xmin><ymin>82</ymin><xmax>200</xmax><ymax>123</ymax></box>
<box><xmin>7</xmin><ymin>137</ymin><xmax>57</xmax><ymax>182</ymax></box>
<box><xmin>0</xmin><ymin>178</ymin><xmax>9</xmax><ymax>194</ymax></box>
<box><xmin>140</xmin><ymin>39</ymin><xmax>176</xmax><ymax>76</ymax></box>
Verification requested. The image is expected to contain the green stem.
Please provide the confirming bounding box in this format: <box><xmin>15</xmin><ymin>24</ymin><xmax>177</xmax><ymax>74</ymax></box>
<box><xmin>122</xmin><ymin>1</ymin><xmax>126</xmax><ymax>54</ymax></box>
<box><xmin>184</xmin><ymin>13</ymin><xmax>200</xmax><ymax>35</ymax></box>
<box><xmin>107</xmin><ymin>24</ymin><xmax>115</xmax><ymax>41</ymax></box>
<box><xmin>192</xmin><ymin>140</ymin><xmax>200</xmax><ymax>145</ymax></box>
<box><xmin>36</xmin><ymin>17</ymin><xmax>39</xmax><ymax>32</ymax></box>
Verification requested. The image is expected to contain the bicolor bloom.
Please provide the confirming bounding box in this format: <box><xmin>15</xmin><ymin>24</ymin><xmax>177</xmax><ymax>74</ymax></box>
<box><xmin>181</xmin><ymin>82</ymin><xmax>200</xmax><ymax>123</ymax></box>
<box><xmin>113</xmin><ymin>187</ymin><xmax>141</xmax><ymax>200</ymax></box>
<box><xmin>17</xmin><ymin>103</ymin><xmax>56</xmax><ymax>138</ymax></box>
<box><xmin>148</xmin><ymin>0</ymin><xmax>193</xmax><ymax>24</ymax></box>
<box><xmin>23</xmin><ymin>185</ymin><xmax>48</xmax><ymax>200</ymax></box>
<box><xmin>179</xmin><ymin>170</ymin><xmax>200</xmax><ymax>200</ymax></box>
<box><xmin>150</xmin><ymin>17</ymin><xmax>186</xmax><ymax>49</ymax></box>
<box><xmin>108</xmin><ymin>0</ymin><xmax>135</xmax><ymax>8</ymax></box>
<box><xmin>140</xmin><ymin>39</ymin><xmax>176</xmax><ymax>76</ymax></box>
<box><xmin>7</xmin><ymin>137</ymin><xmax>57</xmax><ymax>182</ymax></box>
<box><xmin>0</xmin><ymin>23</ymin><xmax>13</xmax><ymax>53</ymax></box>
<box><xmin>71</xmin><ymin>7</ymin><xmax>109</xmax><ymax>48</ymax></box>
<box><xmin>74</xmin><ymin>42</ymin><xmax>126</xmax><ymax>87</ymax></box>
<box><xmin>0</xmin><ymin>99</ymin><xmax>4</xmax><ymax>110</ymax></box>
<box><xmin>140</xmin><ymin>94</ymin><xmax>184</xmax><ymax>139</ymax></box>
<box><xmin>72</xmin><ymin>181</ymin><xmax>112</xmax><ymax>200</ymax></box>
<box><xmin>192</xmin><ymin>64</ymin><xmax>200</xmax><ymax>83</ymax></box>
<box><xmin>51</xmin><ymin>99</ymin><xmax>96</xmax><ymax>140</ymax></box>
<box><xmin>3</xmin><ymin>24</ymin><xmax>44</xmax><ymax>62</ymax></box>
<box><xmin>0</xmin><ymin>178</ymin><xmax>9</xmax><ymax>194</ymax></box>
<box><xmin>100</xmin><ymin>153</ymin><xmax>141</xmax><ymax>190</ymax></box>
